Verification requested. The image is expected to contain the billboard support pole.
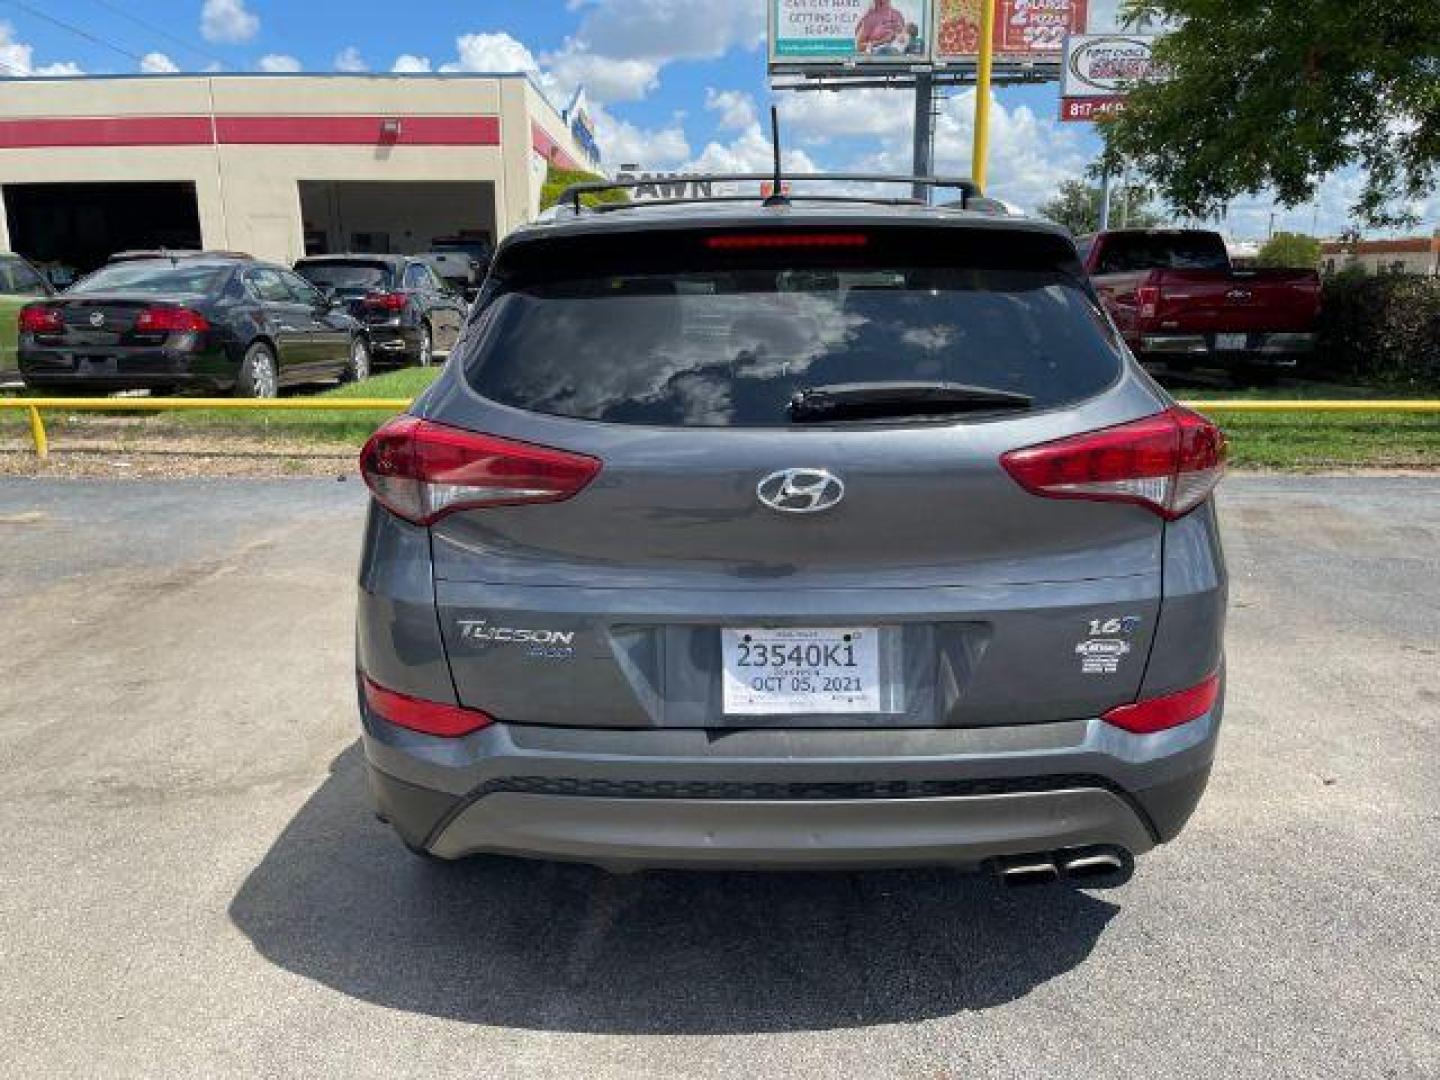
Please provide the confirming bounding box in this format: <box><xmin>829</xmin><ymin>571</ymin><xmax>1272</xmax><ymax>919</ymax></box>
<box><xmin>971</xmin><ymin>0</ymin><xmax>997</xmax><ymax>191</ymax></box>
<box><xmin>912</xmin><ymin>71</ymin><xmax>935</xmax><ymax>202</ymax></box>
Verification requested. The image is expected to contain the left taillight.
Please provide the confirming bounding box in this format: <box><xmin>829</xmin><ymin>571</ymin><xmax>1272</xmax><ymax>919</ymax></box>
<box><xmin>1136</xmin><ymin>284</ymin><xmax>1161</xmax><ymax>319</ymax></box>
<box><xmin>135</xmin><ymin>306</ymin><xmax>210</xmax><ymax>334</ymax></box>
<box><xmin>359</xmin><ymin>415</ymin><xmax>602</xmax><ymax>525</ymax></box>
<box><xmin>18</xmin><ymin>304</ymin><xmax>63</xmax><ymax>334</ymax></box>
<box><xmin>1000</xmin><ymin>407</ymin><xmax>1226</xmax><ymax>520</ymax></box>
<box><xmin>361</xmin><ymin>675</ymin><xmax>494</xmax><ymax>737</ymax></box>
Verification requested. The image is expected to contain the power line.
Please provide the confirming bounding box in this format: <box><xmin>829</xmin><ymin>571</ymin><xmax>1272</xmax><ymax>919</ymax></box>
<box><xmin>0</xmin><ymin>0</ymin><xmax>148</xmax><ymax>65</ymax></box>
<box><xmin>76</xmin><ymin>0</ymin><xmax>227</xmax><ymax>69</ymax></box>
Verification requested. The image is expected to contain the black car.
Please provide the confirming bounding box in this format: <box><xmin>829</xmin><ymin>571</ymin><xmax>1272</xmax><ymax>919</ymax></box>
<box><xmin>18</xmin><ymin>257</ymin><xmax>369</xmax><ymax>398</ymax></box>
<box><xmin>293</xmin><ymin>255</ymin><xmax>467</xmax><ymax>368</ymax></box>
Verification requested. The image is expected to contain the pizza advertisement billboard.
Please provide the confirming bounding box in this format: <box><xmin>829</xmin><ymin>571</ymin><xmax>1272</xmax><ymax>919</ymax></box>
<box><xmin>933</xmin><ymin>0</ymin><xmax>1087</xmax><ymax>64</ymax></box>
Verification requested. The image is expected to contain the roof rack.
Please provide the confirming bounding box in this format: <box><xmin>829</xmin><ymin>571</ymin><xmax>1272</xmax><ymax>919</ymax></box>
<box><xmin>555</xmin><ymin>173</ymin><xmax>984</xmax><ymax>216</ymax></box>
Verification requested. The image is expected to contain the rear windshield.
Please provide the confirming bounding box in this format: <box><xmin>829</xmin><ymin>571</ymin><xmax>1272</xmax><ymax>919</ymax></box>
<box><xmin>1094</xmin><ymin>232</ymin><xmax>1230</xmax><ymax>274</ymax></box>
<box><xmin>464</xmin><ymin>230</ymin><xmax>1121</xmax><ymax>427</ymax></box>
<box><xmin>69</xmin><ymin>261</ymin><xmax>228</xmax><ymax>296</ymax></box>
<box><xmin>295</xmin><ymin>261</ymin><xmax>392</xmax><ymax>293</ymax></box>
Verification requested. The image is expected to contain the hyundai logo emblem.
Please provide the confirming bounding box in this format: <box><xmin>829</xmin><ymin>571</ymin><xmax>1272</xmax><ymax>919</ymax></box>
<box><xmin>756</xmin><ymin>468</ymin><xmax>845</xmax><ymax>514</ymax></box>
<box><xmin>89</xmin><ymin>311</ymin><xmax>105</xmax><ymax>328</ymax></box>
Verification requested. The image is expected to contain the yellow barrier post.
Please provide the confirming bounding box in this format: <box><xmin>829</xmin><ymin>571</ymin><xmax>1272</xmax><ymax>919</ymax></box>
<box><xmin>971</xmin><ymin>0</ymin><xmax>997</xmax><ymax>192</ymax></box>
<box><xmin>26</xmin><ymin>405</ymin><xmax>47</xmax><ymax>459</ymax></box>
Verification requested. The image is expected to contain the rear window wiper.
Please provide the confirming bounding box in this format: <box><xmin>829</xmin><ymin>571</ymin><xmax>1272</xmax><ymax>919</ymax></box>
<box><xmin>788</xmin><ymin>381</ymin><xmax>1034</xmax><ymax>423</ymax></box>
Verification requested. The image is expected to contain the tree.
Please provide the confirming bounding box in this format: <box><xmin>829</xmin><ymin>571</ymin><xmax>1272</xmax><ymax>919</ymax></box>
<box><xmin>1035</xmin><ymin>178</ymin><xmax>1167</xmax><ymax>235</ymax></box>
<box><xmin>1102</xmin><ymin>1</ymin><xmax>1440</xmax><ymax>228</ymax></box>
<box><xmin>1256</xmin><ymin>232</ymin><xmax>1322</xmax><ymax>269</ymax></box>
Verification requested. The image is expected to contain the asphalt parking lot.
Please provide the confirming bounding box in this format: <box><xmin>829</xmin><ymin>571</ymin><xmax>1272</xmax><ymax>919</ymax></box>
<box><xmin>1</xmin><ymin>474</ymin><xmax>1437</xmax><ymax>1078</ymax></box>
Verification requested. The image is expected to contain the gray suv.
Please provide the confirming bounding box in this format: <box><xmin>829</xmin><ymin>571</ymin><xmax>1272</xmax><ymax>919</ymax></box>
<box><xmin>356</xmin><ymin>178</ymin><xmax>1227</xmax><ymax>886</ymax></box>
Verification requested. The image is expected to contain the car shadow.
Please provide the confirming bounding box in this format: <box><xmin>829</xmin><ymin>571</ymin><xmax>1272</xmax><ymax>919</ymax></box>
<box><xmin>229</xmin><ymin>744</ymin><xmax>1121</xmax><ymax>1034</ymax></box>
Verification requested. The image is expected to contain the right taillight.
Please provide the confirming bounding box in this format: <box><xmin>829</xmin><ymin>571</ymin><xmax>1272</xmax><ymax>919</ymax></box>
<box><xmin>1103</xmin><ymin>672</ymin><xmax>1221</xmax><ymax>734</ymax></box>
<box><xmin>19</xmin><ymin>304</ymin><xmax>63</xmax><ymax>334</ymax></box>
<box><xmin>362</xmin><ymin>291</ymin><xmax>409</xmax><ymax>311</ymax></box>
<box><xmin>359</xmin><ymin>415</ymin><xmax>601</xmax><ymax>525</ymax></box>
<box><xmin>1000</xmin><ymin>407</ymin><xmax>1226</xmax><ymax>520</ymax></box>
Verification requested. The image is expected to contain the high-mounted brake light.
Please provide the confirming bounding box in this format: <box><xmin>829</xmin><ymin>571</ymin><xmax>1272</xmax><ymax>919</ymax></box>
<box><xmin>1000</xmin><ymin>407</ymin><xmax>1226</xmax><ymax>520</ymax></box>
<box><xmin>362</xmin><ymin>291</ymin><xmax>409</xmax><ymax>311</ymax></box>
<box><xmin>705</xmin><ymin>233</ymin><xmax>869</xmax><ymax>250</ymax></box>
<box><xmin>361</xmin><ymin>675</ymin><xmax>494</xmax><ymax>737</ymax></box>
<box><xmin>360</xmin><ymin>416</ymin><xmax>602</xmax><ymax>525</ymax></box>
<box><xmin>135</xmin><ymin>306</ymin><xmax>210</xmax><ymax>334</ymax></box>
<box><xmin>18</xmin><ymin>304</ymin><xmax>63</xmax><ymax>334</ymax></box>
<box><xmin>1103</xmin><ymin>672</ymin><xmax>1220</xmax><ymax>734</ymax></box>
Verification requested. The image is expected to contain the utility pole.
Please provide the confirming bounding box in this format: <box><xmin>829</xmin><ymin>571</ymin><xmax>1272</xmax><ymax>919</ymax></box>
<box><xmin>1098</xmin><ymin>163</ymin><xmax>1112</xmax><ymax>230</ymax></box>
<box><xmin>912</xmin><ymin>71</ymin><xmax>934</xmax><ymax>202</ymax></box>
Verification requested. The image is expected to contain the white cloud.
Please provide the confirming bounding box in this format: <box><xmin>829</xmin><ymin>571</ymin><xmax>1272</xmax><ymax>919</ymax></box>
<box><xmin>201</xmin><ymin>0</ymin><xmax>259</xmax><ymax>45</ymax></box>
<box><xmin>0</xmin><ymin>22</ymin><xmax>82</xmax><ymax>76</ymax></box>
<box><xmin>705</xmin><ymin>88</ymin><xmax>757</xmax><ymax>131</ymax></box>
<box><xmin>257</xmin><ymin>54</ymin><xmax>302</xmax><ymax>73</ymax></box>
<box><xmin>593</xmin><ymin>104</ymin><xmax>691</xmax><ymax>169</ymax></box>
<box><xmin>140</xmin><ymin>51</ymin><xmax>179</xmax><ymax>74</ymax></box>
<box><xmin>333</xmin><ymin>46</ymin><xmax>367</xmax><ymax>73</ymax></box>
<box><xmin>440</xmin><ymin>32</ymin><xmax>540</xmax><ymax>75</ymax></box>
<box><xmin>684</xmin><ymin>122</ymin><xmax>819</xmax><ymax>176</ymax></box>
<box><xmin>539</xmin><ymin>0</ymin><xmax>764</xmax><ymax>106</ymax></box>
<box><xmin>391</xmin><ymin>54</ymin><xmax>432</xmax><ymax>73</ymax></box>
<box><xmin>545</xmin><ymin>52</ymin><xmax>659</xmax><ymax>103</ymax></box>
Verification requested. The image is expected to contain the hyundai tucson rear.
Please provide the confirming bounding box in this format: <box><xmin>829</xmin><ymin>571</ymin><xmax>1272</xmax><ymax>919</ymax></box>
<box><xmin>355</xmin><ymin>202</ymin><xmax>1227</xmax><ymax>883</ymax></box>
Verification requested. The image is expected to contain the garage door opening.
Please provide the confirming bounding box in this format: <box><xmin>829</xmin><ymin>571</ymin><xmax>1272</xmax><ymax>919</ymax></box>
<box><xmin>299</xmin><ymin>181</ymin><xmax>496</xmax><ymax>259</ymax></box>
<box><xmin>3</xmin><ymin>182</ymin><xmax>202</xmax><ymax>286</ymax></box>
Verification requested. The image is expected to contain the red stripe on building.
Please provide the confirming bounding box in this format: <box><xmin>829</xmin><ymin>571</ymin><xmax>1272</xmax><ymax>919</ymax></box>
<box><xmin>531</xmin><ymin>122</ymin><xmax>581</xmax><ymax>172</ymax></box>
<box><xmin>0</xmin><ymin>116</ymin><xmax>214</xmax><ymax>148</ymax></box>
<box><xmin>0</xmin><ymin>114</ymin><xmax>500</xmax><ymax>149</ymax></box>
<box><xmin>215</xmin><ymin>115</ymin><xmax>500</xmax><ymax>145</ymax></box>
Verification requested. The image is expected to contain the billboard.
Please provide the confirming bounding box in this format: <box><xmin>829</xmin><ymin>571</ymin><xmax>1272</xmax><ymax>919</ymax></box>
<box><xmin>1059</xmin><ymin>33</ymin><xmax>1165</xmax><ymax>121</ymax></box>
<box><xmin>770</xmin><ymin>0</ymin><xmax>933</xmax><ymax>65</ymax></box>
<box><xmin>934</xmin><ymin>0</ymin><xmax>1087</xmax><ymax>64</ymax></box>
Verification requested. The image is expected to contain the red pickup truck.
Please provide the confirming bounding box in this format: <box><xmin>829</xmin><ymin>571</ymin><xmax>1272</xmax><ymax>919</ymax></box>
<box><xmin>1079</xmin><ymin>229</ymin><xmax>1321</xmax><ymax>383</ymax></box>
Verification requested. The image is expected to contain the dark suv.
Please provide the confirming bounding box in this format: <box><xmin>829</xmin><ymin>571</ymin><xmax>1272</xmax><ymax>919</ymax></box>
<box><xmin>355</xmin><ymin>176</ymin><xmax>1228</xmax><ymax>885</ymax></box>
<box><xmin>294</xmin><ymin>255</ymin><xmax>467</xmax><ymax>368</ymax></box>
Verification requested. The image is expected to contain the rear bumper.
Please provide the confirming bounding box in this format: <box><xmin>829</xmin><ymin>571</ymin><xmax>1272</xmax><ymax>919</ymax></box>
<box><xmin>19</xmin><ymin>344</ymin><xmax>233</xmax><ymax>391</ymax></box>
<box><xmin>361</xmin><ymin>323</ymin><xmax>422</xmax><ymax>364</ymax></box>
<box><xmin>361</xmin><ymin>696</ymin><xmax>1220</xmax><ymax>870</ymax></box>
<box><xmin>1138</xmin><ymin>332</ymin><xmax>1316</xmax><ymax>364</ymax></box>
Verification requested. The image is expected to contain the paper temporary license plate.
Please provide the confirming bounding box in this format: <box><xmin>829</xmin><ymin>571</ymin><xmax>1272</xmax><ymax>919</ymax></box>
<box><xmin>721</xmin><ymin>627</ymin><xmax>882</xmax><ymax>715</ymax></box>
<box><xmin>1214</xmin><ymin>333</ymin><xmax>1248</xmax><ymax>351</ymax></box>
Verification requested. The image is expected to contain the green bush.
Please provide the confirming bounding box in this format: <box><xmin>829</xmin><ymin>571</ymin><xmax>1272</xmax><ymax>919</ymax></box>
<box><xmin>1316</xmin><ymin>276</ymin><xmax>1440</xmax><ymax>389</ymax></box>
<box><xmin>539</xmin><ymin>166</ymin><xmax>629</xmax><ymax>211</ymax></box>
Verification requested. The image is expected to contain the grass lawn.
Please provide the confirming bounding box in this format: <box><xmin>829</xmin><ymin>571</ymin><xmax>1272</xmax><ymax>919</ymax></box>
<box><xmin>5</xmin><ymin>369</ymin><xmax>1438</xmax><ymax>469</ymax></box>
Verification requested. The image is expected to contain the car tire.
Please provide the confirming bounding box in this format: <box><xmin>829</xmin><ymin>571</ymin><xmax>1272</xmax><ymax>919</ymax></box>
<box><xmin>417</xmin><ymin>323</ymin><xmax>434</xmax><ymax>368</ymax></box>
<box><xmin>340</xmin><ymin>336</ymin><xmax>371</xmax><ymax>384</ymax></box>
<box><xmin>236</xmin><ymin>342</ymin><xmax>279</xmax><ymax>399</ymax></box>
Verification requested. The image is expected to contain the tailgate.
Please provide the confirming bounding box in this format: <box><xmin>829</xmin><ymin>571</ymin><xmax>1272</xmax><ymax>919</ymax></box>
<box><xmin>420</xmin><ymin>220</ymin><xmax>1169</xmax><ymax>730</ymax></box>
<box><xmin>1151</xmin><ymin>270</ymin><xmax>1320</xmax><ymax>333</ymax></box>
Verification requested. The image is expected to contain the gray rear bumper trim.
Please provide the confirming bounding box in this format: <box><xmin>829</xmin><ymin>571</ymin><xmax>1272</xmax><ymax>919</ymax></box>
<box><xmin>426</xmin><ymin>788</ymin><xmax>1156</xmax><ymax>869</ymax></box>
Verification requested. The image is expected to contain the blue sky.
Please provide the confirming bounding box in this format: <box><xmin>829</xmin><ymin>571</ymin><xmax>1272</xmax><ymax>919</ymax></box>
<box><xmin>0</xmin><ymin>0</ymin><xmax>1430</xmax><ymax>239</ymax></box>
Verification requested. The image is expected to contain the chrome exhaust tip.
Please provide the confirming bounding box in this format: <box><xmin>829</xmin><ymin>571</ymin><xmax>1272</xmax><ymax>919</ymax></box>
<box><xmin>996</xmin><ymin>855</ymin><xmax>1060</xmax><ymax>887</ymax></box>
<box><xmin>1058</xmin><ymin>846</ymin><xmax>1134</xmax><ymax>887</ymax></box>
